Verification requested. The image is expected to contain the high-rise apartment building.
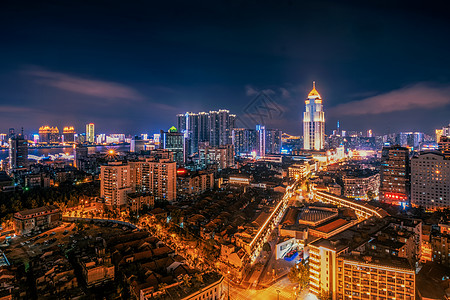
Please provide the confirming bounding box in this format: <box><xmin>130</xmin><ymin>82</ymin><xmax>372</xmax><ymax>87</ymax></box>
<box><xmin>411</xmin><ymin>151</ymin><xmax>450</xmax><ymax>210</ymax></box>
<box><xmin>130</xmin><ymin>136</ymin><xmax>146</xmax><ymax>153</ymax></box>
<box><xmin>8</xmin><ymin>128</ymin><xmax>15</xmax><ymax>139</ymax></box>
<box><xmin>9</xmin><ymin>133</ymin><xmax>28</xmax><ymax>172</ymax></box>
<box><xmin>442</xmin><ymin>124</ymin><xmax>450</xmax><ymax>137</ymax></box>
<box><xmin>160</xmin><ymin>126</ymin><xmax>185</xmax><ymax>165</ymax></box>
<box><xmin>232</xmin><ymin>128</ymin><xmax>258</xmax><ymax>156</ymax></box>
<box><xmin>256</xmin><ymin>125</ymin><xmax>266</xmax><ymax>157</ymax></box>
<box><xmin>177</xmin><ymin>110</ymin><xmax>236</xmax><ymax>156</ymax></box>
<box><xmin>38</xmin><ymin>126</ymin><xmax>60</xmax><ymax>144</ymax></box>
<box><xmin>86</xmin><ymin>123</ymin><xmax>95</xmax><ymax>143</ymax></box>
<box><xmin>129</xmin><ymin>157</ymin><xmax>176</xmax><ymax>202</ymax></box>
<box><xmin>209</xmin><ymin>109</ymin><xmax>235</xmax><ymax>147</ymax></box>
<box><xmin>100</xmin><ymin>161</ymin><xmax>132</xmax><ymax>207</ymax></box>
<box><xmin>62</xmin><ymin>126</ymin><xmax>75</xmax><ymax>143</ymax></box>
<box><xmin>303</xmin><ymin>81</ymin><xmax>325</xmax><ymax>150</ymax></box>
<box><xmin>198</xmin><ymin>144</ymin><xmax>234</xmax><ymax>170</ymax></box>
<box><xmin>380</xmin><ymin>146</ymin><xmax>410</xmax><ymax>205</ymax></box>
<box><xmin>399</xmin><ymin>132</ymin><xmax>424</xmax><ymax>149</ymax></box>
<box><xmin>198</xmin><ymin>112</ymin><xmax>209</xmax><ymax>143</ymax></box>
<box><xmin>265</xmin><ymin>128</ymin><xmax>282</xmax><ymax>154</ymax></box>
<box><xmin>438</xmin><ymin>136</ymin><xmax>450</xmax><ymax>158</ymax></box>
<box><xmin>73</xmin><ymin>144</ymin><xmax>88</xmax><ymax>170</ymax></box>
<box><xmin>177</xmin><ymin>112</ymin><xmax>200</xmax><ymax>155</ymax></box>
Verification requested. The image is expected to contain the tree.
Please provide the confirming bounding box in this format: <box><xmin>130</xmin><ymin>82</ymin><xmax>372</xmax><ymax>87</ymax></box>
<box><xmin>263</xmin><ymin>242</ymin><xmax>271</xmax><ymax>253</ymax></box>
<box><xmin>288</xmin><ymin>263</ymin><xmax>309</xmax><ymax>291</ymax></box>
<box><xmin>157</xmin><ymin>282</ymin><xmax>168</xmax><ymax>298</ymax></box>
<box><xmin>318</xmin><ymin>289</ymin><xmax>332</xmax><ymax>300</ymax></box>
<box><xmin>366</xmin><ymin>190</ymin><xmax>375</xmax><ymax>201</ymax></box>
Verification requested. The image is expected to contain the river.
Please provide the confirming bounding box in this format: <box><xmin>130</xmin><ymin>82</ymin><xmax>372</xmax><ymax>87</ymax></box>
<box><xmin>0</xmin><ymin>145</ymin><xmax>130</xmax><ymax>161</ymax></box>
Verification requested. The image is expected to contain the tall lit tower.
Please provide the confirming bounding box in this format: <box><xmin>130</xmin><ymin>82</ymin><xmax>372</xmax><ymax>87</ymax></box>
<box><xmin>86</xmin><ymin>123</ymin><xmax>95</xmax><ymax>143</ymax></box>
<box><xmin>303</xmin><ymin>81</ymin><xmax>325</xmax><ymax>150</ymax></box>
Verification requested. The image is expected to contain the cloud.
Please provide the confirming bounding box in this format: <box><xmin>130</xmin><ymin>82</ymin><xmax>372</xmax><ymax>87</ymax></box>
<box><xmin>25</xmin><ymin>68</ymin><xmax>144</xmax><ymax>101</ymax></box>
<box><xmin>280</xmin><ymin>87</ymin><xmax>291</xmax><ymax>98</ymax></box>
<box><xmin>0</xmin><ymin>105</ymin><xmax>38</xmax><ymax>114</ymax></box>
<box><xmin>245</xmin><ymin>85</ymin><xmax>258</xmax><ymax>96</ymax></box>
<box><xmin>330</xmin><ymin>83</ymin><xmax>450</xmax><ymax>116</ymax></box>
<box><xmin>245</xmin><ymin>84</ymin><xmax>276</xmax><ymax>97</ymax></box>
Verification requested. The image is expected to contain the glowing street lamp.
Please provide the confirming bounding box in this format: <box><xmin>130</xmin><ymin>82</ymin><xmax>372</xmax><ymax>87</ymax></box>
<box><xmin>227</xmin><ymin>271</ymin><xmax>230</xmax><ymax>300</ymax></box>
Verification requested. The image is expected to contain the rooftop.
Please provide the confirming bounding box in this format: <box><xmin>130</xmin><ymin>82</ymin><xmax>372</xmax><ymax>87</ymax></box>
<box><xmin>340</xmin><ymin>252</ymin><xmax>413</xmax><ymax>271</ymax></box>
<box><xmin>314</xmin><ymin>218</ymin><xmax>349</xmax><ymax>234</ymax></box>
<box><xmin>15</xmin><ymin>205</ymin><xmax>59</xmax><ymax>217</ymax></box>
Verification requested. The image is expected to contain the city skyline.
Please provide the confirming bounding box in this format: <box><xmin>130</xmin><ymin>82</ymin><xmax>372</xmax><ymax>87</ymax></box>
<box><xmin>1</xmin><ymin>1</ymin><xmax>450</xmax><ymax>135</ymax></box>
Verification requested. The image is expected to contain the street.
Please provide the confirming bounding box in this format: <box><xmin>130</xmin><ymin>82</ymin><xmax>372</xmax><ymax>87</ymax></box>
<box><xmin>228</xmin><ymin>277</ymin><xmax>308</xmax><ymax>300</ymax></box>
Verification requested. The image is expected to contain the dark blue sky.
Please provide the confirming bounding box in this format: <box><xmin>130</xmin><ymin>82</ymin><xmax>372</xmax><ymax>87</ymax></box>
<box><xmin>1</xmin><ymin>0</ymin><xmax>450</xmax><ymax>136</ymax></box>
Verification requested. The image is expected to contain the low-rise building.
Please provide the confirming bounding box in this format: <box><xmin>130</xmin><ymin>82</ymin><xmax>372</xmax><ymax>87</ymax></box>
<box><xmin>13</xmin><ymin>205</ymin><xmax>61</xmax><ymax>235</ymax></box>
<box><xmin>177</xmin><ymin>170</ymin><xmax>214</xmax><ymax>196</ymax></box>
<box><xmin>288</xmin><ymin>161</ymin><xmax>310</xmax><ymax>180</ymax></box>
<box><xmin>80</xmin><ymin>257</ymin><xmax>114</xmax><ymax>287</ymax></box>
<box><xmin>127</xmin><ymin>193</ymin><xmax>154</xmax><ymax>213</ymax></box>
<box><xmin>342</xmin><ymin>171</ymin><xmax>379</xmax><ymax>200</ymax></box>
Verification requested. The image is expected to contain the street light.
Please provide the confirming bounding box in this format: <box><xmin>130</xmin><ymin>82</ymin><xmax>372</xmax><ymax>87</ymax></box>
<box><xmin>277</xmin><ymin>289</ymin><xmax>280</xmax><ymax>300</ymax></box>
<box><xmin>227</xmin><ymin>271</ymin><xmax>230</xmax><ymax>300</ymax></box>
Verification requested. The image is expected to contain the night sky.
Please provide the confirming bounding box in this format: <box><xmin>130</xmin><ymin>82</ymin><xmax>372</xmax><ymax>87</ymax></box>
<box><xmin>1</xmin><ymin>0</ymin><xmax>450</xmax><ymax>136</ymax></box>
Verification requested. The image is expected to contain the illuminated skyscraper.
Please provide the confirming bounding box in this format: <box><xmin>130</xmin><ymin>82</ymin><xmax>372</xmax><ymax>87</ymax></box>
<box><xmin>256</xmin><ymin>125</ymin><xmax>266</xmax><ymax>157</ymax></box>
<box><xmin>232</xmin><ymin>128</ymin><xmax>257</xmax><ymax>156</ymax></box>
<box><xmin>86</xmin><ymin>123</ymin><xmax>95</xmax><ymax>143</ymax></box>
<box><xmin>161</xmin><ymin>126</ymin><xmax>185</xmax><ymax>165</ymax></box>
<box><xmin>265</xmin><ymin>128</ymin><xmax>282</xmax><ymax>154</ymax></box>
<box><xmin>177</xmin><ymin>112</ymin><xmax>199</xmax><ymax>155</ymax></box>
<box><xmin>62</xmin><ymin>126</ymin><xmax>75</xmax><ymax>143</ymax></box>
<box><xmin>177</xmin><ymin>110</ymin><xmax>234</xmax><ymax>155</ymax></box>
<box><xmin>38</xmin><ymin>126</ymin><xmax>60</xmax><ymax>144</ymax></box>
<box><xmin>73</xmin><ymin>144</ymin><xmax>88</xmax><ymax>170</ymax></box>
<box><xmin>9</xmin><ymin>131</ymin><xmax>28</xmax><ymax>172</ymax></box>
<box><xmin>303</xmin><ymin>81</ymin><xmax>325</xmax><ymax>150</ymax></box>
<box><xmin>209</xmin><ymin>109</ymin><xmax>235</xmax><ymax>147</ymax></box>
